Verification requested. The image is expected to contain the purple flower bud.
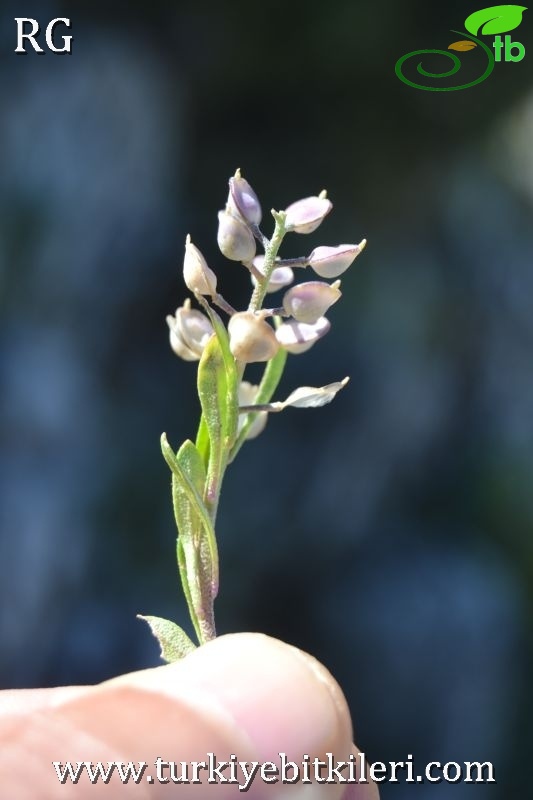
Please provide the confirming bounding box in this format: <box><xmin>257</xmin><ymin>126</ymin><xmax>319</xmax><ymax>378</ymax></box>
<box><xmin>183</xmin><ymin>235</ymin><xmax>218</xmax><ymax>296</ymax></box>
<box><xmin>217</xmin><ymin>210</ymin><xmax>256</xmax><ymax>262</ymax></box>
<box><xmin>275</xmin><ymin>317</ymin><xmax>331</xmax><ymax>354</ymax></box>
<box><xmin>251</xmin><ymin>255</ymin><xmax>294</xmax><ymax>294</ymax></box>
<box><xmin>282</xmin><ymin>280</ymin><xmax>341</xmax><ymax>324</ymax></box>
<box><xmin>308</xmin><ymin>240</ymin><xmax>366</xmax><ymax>278</ymax></box>
<box><xmin>228</xmin><ymin>311</ymin><xmax>280</xmax><ymax>363</ymax></box>
<box><xmin>284</xmin><ymin>195</ymin><xmax>333</xmax><ymax>234</ymax></box>
<box><xmin>166</xmin><ymin>300</ymin><xmax>214</xmax><ymax>361</ymax></box>
<box><xmin>227</xmin><ymin>169</ymin><xmax>262</xmax><ymax>225</ymax></box>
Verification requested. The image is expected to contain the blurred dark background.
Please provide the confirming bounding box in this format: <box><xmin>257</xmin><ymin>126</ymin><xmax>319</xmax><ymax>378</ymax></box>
<box><xmin>1</xmin><ymin>0</ymin><xmax>532</xmax><ymax>796</ymax></box>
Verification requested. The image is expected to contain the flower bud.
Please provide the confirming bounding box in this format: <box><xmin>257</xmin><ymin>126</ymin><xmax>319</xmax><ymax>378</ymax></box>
<box><xmin>166</xmin><ymin>300</ymin><xmax>214</xmax><ymax>361</ymax></box>
<box><xmin>308</xmin><ymin>240</ymin><xmax>366</xmax><ymax>278</ymax></box>
<box><xmin>280</xmin><ymin>377</ymin><xmax>349</xmax><ymax>409</ymax></box>
<box><xmin>251</xmin><ymin>254</ymin><xmax>294</xmax><ymax>294</ymax></box>
<box><xmin>282</xmin><ymin>280</ymin><xmax>341</xmax><ymax>324</ymax></box>
<box><xmin>275</xmin><ymin>317</ymin><xmax>330</xmax><ymax>354</ymax></box>
<box><xmin>217</xmin><ymin>210</ymin><xmax>256</xmax><ymax>262</ymax></box>
<box><xmin>228</xmin><ymin>311</ymin><xmax>280</xmax><ymax>363</ymax></box>
<box><xmin>183</xmin><ymin>235</ymin><xmax>217</xmax><ymax>296</ymax></box>
<box><xmin>227</xmin><ymin>169</ymin><xmax>262</xmax><ymax>225</ymax></box>
<box><xmin>238</xmin><ymin>381</ymin><xmax>268</xmax><ymax>439</ymax></box>
<box><xmin>284</xmin><ymin>195</ymin><xmax>332</xmax><ymax>234</ymax></box>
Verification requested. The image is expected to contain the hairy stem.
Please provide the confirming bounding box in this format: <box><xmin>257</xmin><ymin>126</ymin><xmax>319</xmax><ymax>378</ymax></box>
<box><xmin>248</xmin><ymin>211</ymin><xmax>287</xmax><ymax>313</ymax></box>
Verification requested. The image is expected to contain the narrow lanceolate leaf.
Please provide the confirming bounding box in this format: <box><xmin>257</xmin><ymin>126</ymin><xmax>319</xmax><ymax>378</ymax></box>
<box><xmin>173</xmin><ymin>439</ymin><xmax>208</xmax><ymax>551</ymax></box>
<box><xmin>174</xmin><ymin>441</ymin><xmax>218</xmax><ymax>639</ymax></box>
<box><xmin>448</xmin><ymin>40</ymin><xmax>477</xmax><ymax>51</ymax></box>
<box><xmin>166</xmin><ymin>436</ymin><xmax>213</xmax><ymax>644</ymax></box>
<box><xmin>175</xmin><ymin>441</ymin><xmax>215</xmax><ymax>601</ymax></box>
<box><xmin>464</xmin><ymin>5</ymin><xmax>527</xmax><ymax>36</ymax></box>
<box><xmin>197</xmin><ymin>328</ymin><xmax>239</xmax><ymax>518</ymax></box>
<box><xmin>137</xmin><ymin>615</ymin><xmax>196</xmax><ymax>662</ymax></box>
<box><xmin>197</xmin><ymin>335</ymin><xmax>229</xmax><ymax>516</ymax></box>
<box><xmin>161</xmin><ymin>436</ymin><xmax>215</xmax><ymax>542</ymax></box>
<box><xmin>198</xmin><ymin>303</ymin><xmax>239</xmax><ymax>450</ymax></box>
<box><xmin>164</xmin><ymin>436</ymin><xmax>218</xmax><ymax>644</ymax></box>
<box><xmin>161</xmin><ymin>434</ymin><xmax>219</xmax><ymax>601</ymax></box>
<box><xmin>176</xmin><ymin>537</ymin><xmax>201</xmax><ymax>643</ymax></box>
<box><xmin>195</xmin><ymin>413</ymin><xmax>210</xmax><ymax>469</ymax></box>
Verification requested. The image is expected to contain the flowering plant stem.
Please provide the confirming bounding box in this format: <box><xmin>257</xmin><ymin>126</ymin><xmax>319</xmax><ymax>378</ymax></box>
<box><xmin>139</xmin><ymin>170</ymin><xmax>364</xmax><ymax>661</ymax></box>
<box><xmin>176</xmin><ymin>213</ymin><xmax>289</xmax><ymax>647</ymax></box>
<box><xmin>249</xmin><ymin>211</ymin><xmax>287</xmax><ymax>312</ymax></box>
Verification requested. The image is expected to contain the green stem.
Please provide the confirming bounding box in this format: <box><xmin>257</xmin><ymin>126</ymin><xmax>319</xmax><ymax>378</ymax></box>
<box><xmin>229</xmin><ymin>344</ymin><xmax>287</xmax><ymax>463</ymax></box>
<box><xmin>175</xmin><ymin>212</ymin><xmax>288</xmax><ymax>644</ymax></box>
<box><xmin>248</xmin><ymin>211</ymin><xmax>287</xmax><ymax>313</ymax></box>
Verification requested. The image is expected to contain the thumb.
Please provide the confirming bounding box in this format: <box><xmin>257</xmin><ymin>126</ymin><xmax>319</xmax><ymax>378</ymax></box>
<box><xmin>0</xmin><ymin>633</ymin><xmax>378</xmax><ymax>798</ymax></box>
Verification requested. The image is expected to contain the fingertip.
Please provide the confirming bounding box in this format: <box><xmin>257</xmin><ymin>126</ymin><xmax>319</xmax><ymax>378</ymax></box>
<box><xmin>109</xmin><ymin>632</ymin><xmax>354</xmax><ymax>777</ymax></box>
<box><xmin>145</xmin><ymin>633</ymin><xmax>353</xmax><ymax>763</ymax></box>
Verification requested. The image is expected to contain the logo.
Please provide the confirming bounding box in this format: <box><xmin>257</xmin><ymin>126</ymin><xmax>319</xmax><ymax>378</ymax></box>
<box><xmin>395</xmin><ymin>4</ymin><xmax>526</xmax><ymax>90</ymax></box>
<box><xmin>14</xmin><ymin>17</ymin><xmax>73</xmax><ymax>54</ymax></box>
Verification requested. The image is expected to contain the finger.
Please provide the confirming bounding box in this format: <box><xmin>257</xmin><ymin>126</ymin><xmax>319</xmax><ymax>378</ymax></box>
<box><xmin>0</xmin><ymin>633</ymin><xmax>356</xmax><ymax>798</ymax></box>
<box><xmin>0</xmin><ymin>687</ymin><xmax>90</xmax><ymax>716</ymax></box>
<box><xmin>107</xmin><ymin>633</ymin><xmax>354</xmax><ymax>764</ymax></box>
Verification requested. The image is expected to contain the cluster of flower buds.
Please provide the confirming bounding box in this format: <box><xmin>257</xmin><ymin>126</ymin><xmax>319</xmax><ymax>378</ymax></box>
<box><xmin>168</xmin><ymin>170</ymin><xmax>366</xmax><ymax>441</ymax></box>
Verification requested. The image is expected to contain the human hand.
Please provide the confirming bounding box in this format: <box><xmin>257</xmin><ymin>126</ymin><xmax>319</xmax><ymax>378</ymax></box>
<box><xmin>0</xmin><ymin>633</ymin><xmax>378</xmax><ymax>798</ymax></box>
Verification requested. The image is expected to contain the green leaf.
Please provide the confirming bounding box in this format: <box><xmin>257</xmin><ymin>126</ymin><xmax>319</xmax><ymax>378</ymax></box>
<box><xmin>199</xmin><ymin>303</ymin><xmax>239</xmax><ymax>452</ymax></box>
<box><xmin>176</xmin><ymin>537</ymin><xmax>201</xmax><ymax>642</ymax></box>
<box><xmin>464</xmin><ymin>5</ymin><xmax>527</xmax><ymax>36</ymax></box>
<box><xmin>177</xmin><ymin>532</ymin><xmax>217</xmax><ymax>643</ymax></box>
<box><xmin>137</xmin><ymin>615</ymin><xmax>196</xmax><ymax>662</ymax></box>
<box><xmin>170</xmin><ymin>439</ymin><xmax>208</xmax><ymax>644</ymax></box>
<box><xmin>195</xmin><ymin>413</ymin><xmax>210</xmax><ymax>469</ymax></box>
<box><xmin>197</xmin><ymin>332</ymin><xmax>238</xmax><ymax>519</ymax></box>
<box><xmin>197</xmin><ymin>336</ymin><xmax>227</xmax><ymax>495</ymax></box>
<box><xmin>174</xmin><ymin>441</ymin><xmax>217</xmax><ymax>635</ymax></box>
<box><xmin>174</xmin><ymin>439</ymin><xmax>207</xmax><ymax>548</ymax></box>
<box><xmin>161</xmin><ymin>436</ymin><xmax>219</xmax><ymax>644</ymax></box>
<box><xmin>161</xmin><ymin>436</ymin><xmax>216</xmax><ymax>549</ymax></box>
<box><xmin>202</xmin><ymin>306</ymin><xmax>238</xmax><ymax>391</ymax></box>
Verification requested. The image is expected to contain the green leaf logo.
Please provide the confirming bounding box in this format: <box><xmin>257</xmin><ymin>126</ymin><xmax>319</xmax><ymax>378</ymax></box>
<box><xmin>464</xmin><ymin>4</ymin><xmax>527</xmax><ymax>36</ymax></box>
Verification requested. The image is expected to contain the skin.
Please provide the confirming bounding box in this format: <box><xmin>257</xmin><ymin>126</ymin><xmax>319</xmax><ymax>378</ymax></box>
<box><xmin>0</xmin><ymin>633</ymin><xmax>379</xmax><ymax>798</ymax></box>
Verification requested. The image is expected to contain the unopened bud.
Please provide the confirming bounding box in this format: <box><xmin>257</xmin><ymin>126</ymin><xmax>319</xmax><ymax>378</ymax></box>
<box><xmin>284</xmin><ymin>195</ymin><xmax>333</xmax><ymax>234</ymax></box>
<box><xmin>217</xmin><ymin>210</ymin><xmax>256</xmax><ymax>262</ymax></box>
<box><xmin>275</xmin><ymin>317</ymin><xmax>330</xmax><ymax>354</ymax></box>
<box><xmin>308</xmin><ymin>240</ymin><xmax>366</xmax><ymax>278</ymax></box>
<box><xmin>282</xmin><ymin>281</ymin><xmax>341</xmax><ymax>324</ymax></box>
<box><xmin>251</xmin><ymin>255</ymin><xmax>294</xmax><ymax>294</ymax></box>
<box><xmin>238</xmin><ymin>381</ymin><xmax>268</xmax><ymax>439</ymax></box>
<box><xmin>227</xmin><ymin>169</ymin><xmax>262</xmax><ymax>225</ymax></box>
<box><xmin>183</xmin><ymin>235</ymin><xmax>217</xmax><ymax>296</ymax></box>
<box><xmin>228</xmin><ymin>311</ymin><xmax>280</xmax><ymax>363</ymax></box>
<box><xmin>167</xmin><ymin>299</ymin><xmax>214</xmax><ymax>361</ymax></box>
